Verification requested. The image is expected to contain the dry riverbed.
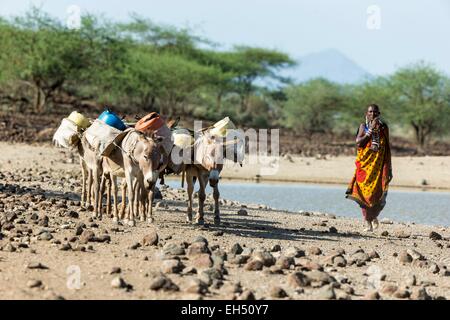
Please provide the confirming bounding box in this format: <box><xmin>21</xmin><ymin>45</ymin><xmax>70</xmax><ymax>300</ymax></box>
<box><xmin>0</xmin><ymin>142</ymin><xmax>449</xmax><ymax>300</ymax></box>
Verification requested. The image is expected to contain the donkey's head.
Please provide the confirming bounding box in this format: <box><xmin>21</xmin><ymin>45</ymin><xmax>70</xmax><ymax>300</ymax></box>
<box><xmin>196</xmin><ymin>132</ymin><xmax>226</xmax><ymax>187</ymax></box>
<box><xmin>134</xmin><ymin>133</ymin><xmax>163</xmax><ymax>190</ymax></box>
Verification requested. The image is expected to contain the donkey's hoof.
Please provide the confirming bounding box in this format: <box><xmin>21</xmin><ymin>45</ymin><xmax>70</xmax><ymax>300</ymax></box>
<box><xmin>112</xmin><ymin>217</ymin><xmax>119</xmax><ymax>224</ymax></box>
<box><xmin>127</xmin><ymin>220</ymin><xmax>136</xmax><ymax>227</ymax></box>
<box><xmin>147</xmin><ymin>217</ymin><xmax>155</xmax><ymax>224</ymax></box>
<box><xmin>214</xmin><ymin>218</ymin><xmax>221</xmax><ymax>226</ymax></box>
<box><xmin>140</xmin><ymin>216</ymin><xmax>146</xmax><ymax>222</ymax></box>
<box><xmin>195</xmin><ymin>218</ymin><xmax>205</xmax><ymax>225</ymax></box>
<box><xmin>91</xmin><ymin>212</ymin><xmax>98</xmax><ymax>219</ymax></box>
<box><xmin>186</xmin><ymin>215</ymin><xmax>193</xmax><ymax>223</ymax></box>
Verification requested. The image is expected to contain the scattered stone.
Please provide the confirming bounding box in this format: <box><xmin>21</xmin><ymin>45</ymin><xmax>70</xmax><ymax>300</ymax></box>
<box><xmin>407</xmin><ymin>249</ymin><xmax>425</xmax><ymax>260</ymax></box>
<box><xmin>284</xmin><ymin>247</ymin><xmax>305</xmax><ymax>258</ymax></box>
<box><xmin>381</xmin><ymin>231</ymin><xmax>389</xmax><ymax>237</ymax></box>
<box><xmin>393</xmin><ymin>288</ymin><xmax>410</xmax><ymax>299</ymax></box>
<box><xmin>252</xmin><ymin>250</ymin><xmax>276</xmax><ymax>267</ymax></box>
<box><xmin>329</xmin><ymin>226</ymin><xmax>338</xmax><ymax>233</ymax></box>
<box><xmin>193</xmin><ymin>236</ymin><xmax>208</xmax><ymax>246</ymax></box>
<box><xmin>306</xmin><ymin>270</ymin><xmax>336</xmax><ymax>286</ymax></box>
<box><xmin>27</xmin><ymin>280</ymin><xmax>43</xmax><ymax>288</ymax></box>
<box><xmin>163</xmin><ymin>243</ymin><xmax>185</xmax><ymax>256</ymax></box>
<box><xmin>191</xmin><ymin>254</ymin><xmax>213</xmax><ymax>269</ymax></box>
<box><xmin>398</xmin><ymin>251</ymin><xmax>413</xmax><ymax>264</ymax></box>
<box><xmin>276</xmin><ymin>256</ymin><xmax>295</xmax><ymax>269</ymax></box>
<box><xmin>287</xmin><ymin>272</ymin><xmax>311</xmax><ymax>288</ymax></box>
<box><xmin>270</xmin><ymin>286</ymin><xmax>288</xmax><ymax>298</ymax></box>
<box><xmin>212</xmin><ymin>231</ymin><xmax>223</xmax><ymax>236</ymax></box>
<box><xmin>2</xmin><ymin>243</ymin><xmax>16</xmax><ymax>252</ymax></box>
<box><xmin>380</xmin><ymin>284</ymin><xmax>398</xmax><ymax>296</ymax></box>
<box><xmin>129</xmin><ymin>242</ymin><xmax>141</xmax><ymax>250</ymax></box>
<box><xmin>314</xmin><ymin>285</ymin><xmax>336</xmax><ymax>300</ymax></box>
<box><xmin>161</xmin><ymin>259</ymin><xmax>184</xmax><ymax>274</ymax></box>
<box><xmin>182</xmin><ymin>267</ymin><xmax>197</xmax><ymax>275</ymax></box>
<box><xmin>79</xmin><ymin>230</ymin><xmax>95</xmax><ymax>244</ymax></box>
<box><xmin>364</xmin><ymin>291</ymin><xmax>380</xmax><ymax>300</ymax></box>
<box><xmin>27</xmin><ymin>262</ymin><xmax>48</xmax><ymax>270</ymax></box>
<box><xmin>149</xmin><ymin>275</ymin><xmax>179</xmax><ymax>292</ymax></box>
<box><xmin>110</xmin><ymin>267</ymin><xmax>121</xmax><ymax>274</ymax></box>
<box><xmin>228</xmin><ymin>254</ymin><xmax>250</xmax><ymax>265</ymax></box>
<box><xmin>307</xmin><ymin>246</ymin><xmax>322</xmax><ymax>256</ymax></box>
<box><xmin>187</xmin><ymin>242</ymin><xmax>210</xmax><ymax>257</ymax></box>
<box><xmin>111</xmin><ymin>277</ymin><xmax>129</xmax><ymax>289</ymax></box>
<box><xmin>38</xmin><ymin>232</ymin><xmax>53</xmax><ymax>241</ymax></box>
<box><xmin>394</xmin><ymin>230</ymin><xmax>411</xmax><ymax>239</ymax></box>
<box><xmin>270</xmin><ymin>244</ymin><xmax>282</xmax><ymax>252</ymax></box>
<box><xmin>230</xmin><ymin>243</ymin><xmax>243</xmax><ymax>255</ymax></box>
<box><xmin>96</xmin><ymin>234</ymin><xmax>111</xmax><ymax>243</ymax></box>
<box><xmin>238</xmin><ymin>290</ymin><xmax>255</xmax><ymax>300</ymax></box>
<box><xmin>59</xmin><ymin>243</ymin><xmax>72</xmax><ymax>251</ymax></box>
<box><xmin>237</xmin><ymin>209</ymin><xmax>248</xmax><ymax>216</ymax></box>
<box><xmin>404</xmin><ymin>274</ymin><xmax>417</xmax><ymax>287</ymax></box>
<box><xmin>429</xmin><ymin>231</ymin><xmax>442</xmax><ymax>241</ymax></box>
<box><xmin>368</xmin><ymin>250</ymin><xmax>380</xmax><ymax>259</ymax></box>
<box><xmin>244</xmin><ymin>259</ymin><xmax>264</xmax><ymax>271</ymax></box>
<box><xmin>333</xmin><ymin>256</ymin><xmax>347</xmax><ymax>267</ymax></box>
<box><xmin>185</xmin><ymin>278</ymin><xmax>208</xmax><ymax>295</ymax></box>
<box><xmin>67</xmin><ymin>211</ymin><xmax>79</xmax><ymax>219</ymax></box>
<box><xmin>410</xmin><ymin>287</ymin><xmax>431</xmax><ymax>300</ymax></box>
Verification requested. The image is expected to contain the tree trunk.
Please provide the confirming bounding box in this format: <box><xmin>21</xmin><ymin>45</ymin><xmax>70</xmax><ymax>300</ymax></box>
<box><xmin>216</xmin><ymin>93</ymin><xmax>223</xmax><ymax>112</ymax></box>
<box><xmin>34</xmin><ymin>83</ymin><xmax>46</xmax><ymax>113</ymax></box>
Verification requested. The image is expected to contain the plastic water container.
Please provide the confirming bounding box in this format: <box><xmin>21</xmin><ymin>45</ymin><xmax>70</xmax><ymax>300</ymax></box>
<box><xmin>98</xmin><ymin>109</ymin><xmax>127</xmax><ymax>131</ymax></box>
<box><xmin>210</xmin><ymin>117</ymin><xmax>236</xmax><ymax>137</ymax></box>
<box><xmin>68</xmin><ymin>111</ymin><xmax>90</xmax><ymax>129</ymax></box>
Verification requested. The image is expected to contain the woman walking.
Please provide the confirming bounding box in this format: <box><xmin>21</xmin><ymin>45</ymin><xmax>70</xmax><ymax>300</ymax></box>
<box><xmin>346</xmin><ymin>104</ymin><xmax>393</xmax><ymax>232</ymax></box>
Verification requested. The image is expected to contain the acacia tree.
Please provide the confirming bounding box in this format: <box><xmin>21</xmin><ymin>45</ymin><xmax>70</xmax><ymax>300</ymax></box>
<box><xmin>283</xmin><ymin>79</ymin><xmax>344</xmax><ymax>136</ymax></box>
<box><xmin>389</xmin><ymin>62</ymin><xmax>450</xmax><ymax>149</ymax></box>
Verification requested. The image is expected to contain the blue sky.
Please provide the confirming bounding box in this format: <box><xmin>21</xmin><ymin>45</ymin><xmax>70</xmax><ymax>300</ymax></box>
<box><xmin>1</xmin><ymin>0</ymin><xmax>449</xmax><ymax>76</ymax></box>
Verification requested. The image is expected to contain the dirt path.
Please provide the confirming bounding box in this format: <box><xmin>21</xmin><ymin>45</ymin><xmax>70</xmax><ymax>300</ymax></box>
<box><xmin>0</xmin><ymin>142</ymin><xmax>449</xmax><ymax>300</ymax></box>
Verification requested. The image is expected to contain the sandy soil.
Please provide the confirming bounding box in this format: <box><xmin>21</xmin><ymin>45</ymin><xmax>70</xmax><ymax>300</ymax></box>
<box><xmin>0</xmin><ymin>142</ymin><xmax>449</xmax><ymax>300</ymax></box>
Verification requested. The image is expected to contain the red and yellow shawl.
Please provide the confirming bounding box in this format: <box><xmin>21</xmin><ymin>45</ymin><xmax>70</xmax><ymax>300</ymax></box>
<box><xmin>346</xmin><ymin>125</ymin><xmax>392</xmax><ymax>208</ymax></box>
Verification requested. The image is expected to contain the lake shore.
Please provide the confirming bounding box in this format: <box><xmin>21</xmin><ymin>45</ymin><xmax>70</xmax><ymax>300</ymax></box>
<box><xmin>222</xmin><ymin>154</ymin><xmax>450</xmax><ymax>191</ymax></box>
<box><xmin>0</xmin><ymin>142</ymin><xmax>449</xmax><ymax>300</ymax></box>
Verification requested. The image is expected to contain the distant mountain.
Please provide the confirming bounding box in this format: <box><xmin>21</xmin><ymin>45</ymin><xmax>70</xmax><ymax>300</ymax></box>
<box><xmin>284</xmin><ymin>49</ymin><xmax>373</xmax><ymax>85</ymax></box>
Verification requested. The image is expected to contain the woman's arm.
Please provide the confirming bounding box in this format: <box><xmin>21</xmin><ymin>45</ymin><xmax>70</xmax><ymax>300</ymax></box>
<box><xmin>356</xmin><ymin>123</ymin><xmax>371</xmax><ymax>148</ymax></box>
<box><xmin>384</xmin><ymin>125</ymin><xmax>393</xmax><ymax>181</ymax></box>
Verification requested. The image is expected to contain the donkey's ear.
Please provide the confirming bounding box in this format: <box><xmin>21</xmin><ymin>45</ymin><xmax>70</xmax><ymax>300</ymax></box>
<box><xmin>151</xmin><ymin>132</ymin><xmax>164</xmax><ymax>143</ymax></box>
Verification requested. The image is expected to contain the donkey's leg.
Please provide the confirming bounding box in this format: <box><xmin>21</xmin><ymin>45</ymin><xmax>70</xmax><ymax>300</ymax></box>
<box><xmin>124</xmin><ymin>172</ymin><xmax>135</xmax><ymax>226</ymax></box>
<box><xmin>138</xmin><ymin>183</ymin><xmax>146</xmax><ymax>222</ymax></box>
<box><xmin>213</xmin><ymin>184</ymin><xmax>221</xmax><ymax>225</ymax></box>
<box><xmin>186</xmin><ymin>169</ymin><xmax>194</xmax><ymax>223</ymax></box>
<box><xmin>105</xmin><ymin>175</ymin><xmax>111</xmax><ymax>218</ymax></box>
<box><xmin>97</xmin><ymin>174</ymin><xmax>106</xmax><ymax>219</ymax></box>
<box><xmin>195</xmin><ymin>174</ymin><xmax>207</xmax><ymax>225</ymax></box>
<box><xmin>147</xmin><ymin>186</ymin><xmax>155</xmax><ymax>224</ymax></box>
<box><xmin>93</xmin><ymin>167</ymin><xmax>101</xmax><ymax>219</ymax></box>
<box><xmin>120</xmin><ymin>179</ymin><xmax>127</xmax><ymax>220</ymax></box>
<box><xmin>111</xmin><ymin>174</ymin><xmax>119</xmax><ymax>223</ymax></box>
<box><xmin>86</xmin><ymin>169</ymin><xmax>93</xmax><ymax>209</ymax></box>
<box><xmin>80</xmin><ymin>158</ymin><xmax>86</xmax><ymax>208</ymax></box>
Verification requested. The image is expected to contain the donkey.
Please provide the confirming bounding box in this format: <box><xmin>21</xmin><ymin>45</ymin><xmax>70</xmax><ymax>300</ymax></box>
<box><xmin>97</xmin><ymin>130</ymin><xmax>162</xmax><ymax>226</ymax></box>
<box><xmin>77</xmin><ymin>133</ymin><xmax>103</xmax><ymax>218</ymax></box>
<box><xmin>183</xmin><ymin>131</ymin><xmax>242</xmax><ymax>225</ymax></box>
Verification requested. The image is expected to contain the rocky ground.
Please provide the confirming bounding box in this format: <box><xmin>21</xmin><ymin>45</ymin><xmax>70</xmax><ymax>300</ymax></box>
<box><xmin>0</xmin><ymin>143</ymin><xmax>450</xmax><ymax>300</ymax></box>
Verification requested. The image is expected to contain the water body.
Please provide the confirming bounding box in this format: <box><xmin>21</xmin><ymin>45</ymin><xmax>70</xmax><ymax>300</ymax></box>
<box><xmin>166</xmin><ymin>179</ymin><xmax>450</xmax><ymax>227</ymax></box>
